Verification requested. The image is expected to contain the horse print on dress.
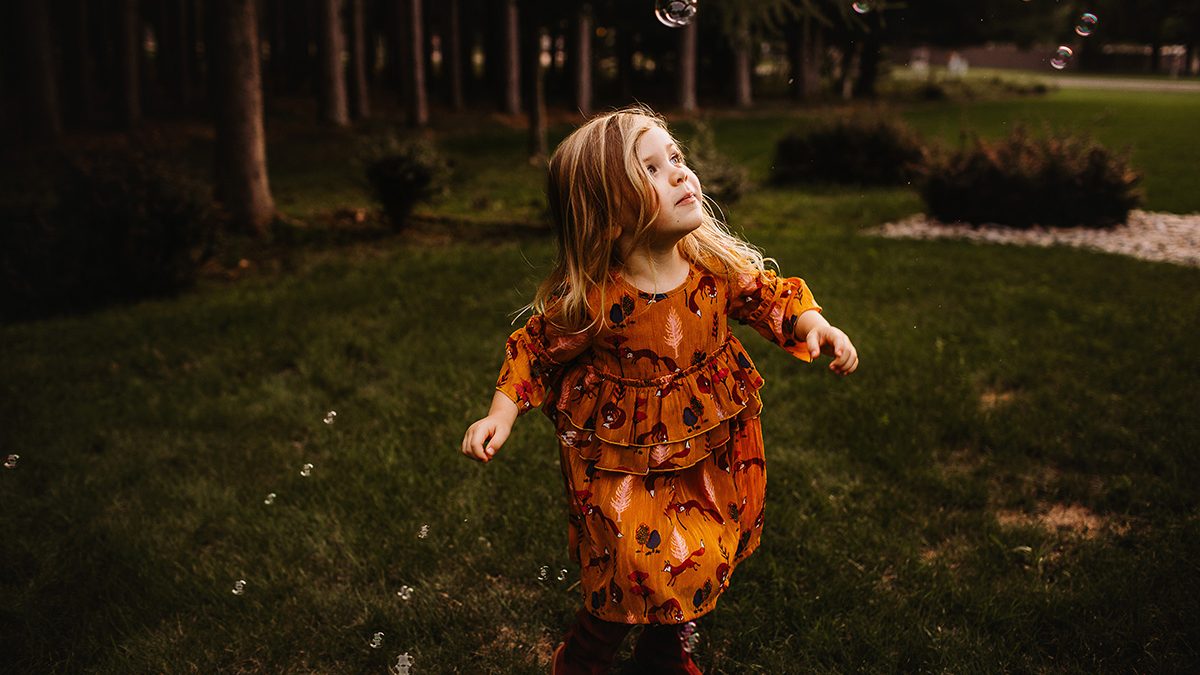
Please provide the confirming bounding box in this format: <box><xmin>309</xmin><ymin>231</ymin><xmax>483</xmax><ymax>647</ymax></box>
<box><xmin>666</xmin><ymin>492</ymin><xmax>726</xmax><ymax>530</ymax></box>
<box><xmin>663</xmin><ymin>538</ymin><xmax>706</xmax><ymax>587</ymax></box>
<box><xmin>618</xmin><ymin>345</ymin><xmax>681</xmax><ymax>373</ymax></box>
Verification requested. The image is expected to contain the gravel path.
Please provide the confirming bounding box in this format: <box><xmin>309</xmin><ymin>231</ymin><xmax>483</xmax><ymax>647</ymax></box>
<box><xmin>865</xmin><ymin>210</ymin><xmax>1200</xmax><ymax>268</ymax></box>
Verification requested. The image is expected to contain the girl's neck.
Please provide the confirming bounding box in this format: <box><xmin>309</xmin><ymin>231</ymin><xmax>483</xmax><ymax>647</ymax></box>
<box><xmin>616</xmin><ymin>241</ymin><xmax>690</xmax><ymax>290</ymax></box>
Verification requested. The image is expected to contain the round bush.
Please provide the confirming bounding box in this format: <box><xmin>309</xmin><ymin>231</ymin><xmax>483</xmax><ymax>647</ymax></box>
<box><xmin>916</xmin><ymin>127</ymin><xmax>1143</xmax><ymax>229</ymax></box>
<box><xmin>1</xmin><ymin>150</ymin><xmax>217</xmax><ymax>322</ymax></box>
<box><xmin>770</xmin><ymin>116</ymin><xmax>925</xmax><ymax>186</ymax></box>
<box><xmin>361</xmin><ymin>135</ymin><xmax>451</xmax><ymax>229</ymax></box>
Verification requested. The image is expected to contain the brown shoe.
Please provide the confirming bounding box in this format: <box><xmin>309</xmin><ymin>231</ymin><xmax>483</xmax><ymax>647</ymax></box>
<box><xmin>551</xmin><ymin>608</ymin><xmax>633</xmax><ymax>675</ymax></box>
<box><xmin>632</xmin><ymin>622</ymin><xmax>704</xmax><ymax>675</ymax></box>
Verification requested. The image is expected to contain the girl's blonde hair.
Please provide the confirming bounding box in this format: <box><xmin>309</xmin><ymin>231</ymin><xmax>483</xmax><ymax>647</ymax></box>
<box><xmin>515</xmin><ymin>104</ymin><xmax>774</xmax><ymax>334</ymax></box>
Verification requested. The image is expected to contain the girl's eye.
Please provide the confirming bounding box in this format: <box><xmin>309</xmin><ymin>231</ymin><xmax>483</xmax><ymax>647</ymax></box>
<box><xmin>646</xmin><ymin>165</ymin><xmax>657</xmax><ymax>175</ymax></box>
<box><xmin>672</xmin><ymin>153</ymin><xmax>683</xmax><ymax>164</ymax></box>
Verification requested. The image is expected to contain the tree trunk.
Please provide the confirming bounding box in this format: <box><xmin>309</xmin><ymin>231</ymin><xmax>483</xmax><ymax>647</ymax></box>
<box><xmin>732</xmin><ymin>23</ymin><xmax>752</xmax><ymax>108</ymax></box>
<box><xmin>446</xmin><ymin>0</ymin><xmax>464</xmax><ymax>110</ymax></box>
<box><xmin>162</xmin><ymin>0</ymin><xmax>192</xmax><ymax>110</ymax></box>
<box><xmin>209</xmin><ymin>0</ymin><xmax>276</xmax><ymax>237</ymax></box>
<box><xmin>347</xmin><ymin>0</ymin><xmax>370</xmax><ymax>119</ymax></box>
<box><xmin>117</xmin><ymin>0</ymin><xmax>142</xmax><ymax>127</ymax></box>
<box><xmin>407</xmin><ymin>0</ymin><xmax>428</xmax><ymax>126</ymax></box>
<box><xmin>316</xmin><ymin>0</ymin><xmax>349</xmax><ymax>125</ymax></box>
<box><xmin>788</xmin><ymin>15</ymin><xmax>822</xmax><ymax>101</ymax></box>
<box><xmin>525</xmin><ymin>24</ymin><xmax>547</xmax><ymax>162</ymax></box>
<box><xmin>16</xmin><ymin>0</ymin><xmax>62</xmax><ymax>139</ymax></box>
<box><xmin>503</xmin><ymin>0</ymin><xmax>520</xmax><ymax>115</ymax></box>
<box><xmin>63</xmin><ymin>0</ymin><xmax>95</xmax><ymax>127</ymax></box>
<box><xmin>574</xmin><ymin>3</ymin><xmax>592</xmax><ymax>116</ymax></box>
<box><xmin>678</xmin><ymin>21</ymin><xmax>697</xmax><ymax>113</ymax></box>
<box><xmin>854</xmin><ymin>30</ymin><xmax>881</xmax><ymax>99</ymax></box>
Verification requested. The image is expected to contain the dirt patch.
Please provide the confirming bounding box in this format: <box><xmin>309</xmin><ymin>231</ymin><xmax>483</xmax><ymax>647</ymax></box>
<box><xmin>995</xmin><ymin>502</ymin><xmax>1130</xmax><ymax>539</ymax></box>
<box><xmin>979</xmin><ymin>389</ymin><xmax>1016</xmax><ymax>411</ymax></box>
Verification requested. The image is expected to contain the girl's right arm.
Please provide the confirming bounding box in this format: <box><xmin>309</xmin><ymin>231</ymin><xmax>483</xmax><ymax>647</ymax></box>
<box><xmin>461</xmin><ymin>391</ymin><xmax>518</xmax><ymax>463</ymax></box>
<box><xmin>461</xmin><ymin>305</ymin><xmax>593</xmax><ymax>464</ymax></box>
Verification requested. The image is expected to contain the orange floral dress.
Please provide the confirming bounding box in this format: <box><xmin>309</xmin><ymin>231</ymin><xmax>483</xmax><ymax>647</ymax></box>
<box><xmin>495</xmin><ymin>259</ymin><xmax>822</xmax><ymax>625</ymax></box>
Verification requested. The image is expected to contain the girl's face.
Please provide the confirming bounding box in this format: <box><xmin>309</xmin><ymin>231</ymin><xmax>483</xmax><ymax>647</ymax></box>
<box><xmin>637</xmin><ymin>125</ymin><xmax>704</xmax><ymax>240</ymax></box>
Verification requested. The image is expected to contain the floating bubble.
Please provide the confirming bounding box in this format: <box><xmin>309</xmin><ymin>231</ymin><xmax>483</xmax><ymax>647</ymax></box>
<box><xmin>557</xmin><ymin>568</ymin><xmax>568</xmax><ymax>581</ymax></box>
<box><xmin>654</xmin><ymin>0</ymin><xmax>697</xmax><ymax>28</ymax></box>
<box><xmin>390</xmin><ymin>653</ymin><xmax>415</xmax><ymax>675</ymax></box>
<box><xmin>300</xmin><ymin>463</ymin><xmax>313</xmax><ymax>477</ymax></box>
<box><xmin>1075</xmin><ymin>12</ymin><xmax>1098</xmax><ymax>37</ymax></box>
<box><xmin>264</xmin><ymin>492</ymin><xmax>276</xmax><ymax>505</ymax></box>
<box><xmin>477</xmin><ymin>535</ymin><xmax>491</xmax><ymax>549</ymax></box>
<box><xmin>323</xmin><ymin>410</ymin><xmax>337</xmax><ymax>425</ymax></box>
<box><xmin>3</xmin><ymin>454</ymin><xmax>18</xmax><ymax>469</ymax></box>
<box><xmin>537</xmin><ymin>565</ymin><xmax>549</xmax><ymax>581</ymax></box>
<box><xmin>370</xmin><ymin>631</ymin><xmax>384</xmax><ymax>649</ymax></box>
<box><xmin>851</xmin><ymin>1</ymin><xmax>872</xmax><ymax>14</ymax></box>
<box><xmin>417</xmin><ymin>524</ymin><xmax>429</xmax><ymax>539</ymax></box>
<box><xmin>397</xmin><ymin>585</ymin><xmax>413</xmax><ymax>600</ymax></box>
<box><xmin>232</xmin><ymin>579</ymin><xmax>247</xmax><ymax>595</ymax></box>
<box><xmin>1050</xmin><ymin>45</ymin><xmax>1074</xmax><ymax>70</ymax></box>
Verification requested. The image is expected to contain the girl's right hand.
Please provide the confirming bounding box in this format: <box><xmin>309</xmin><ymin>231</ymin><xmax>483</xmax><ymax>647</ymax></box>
<box><xmin>461</xmin><ymin>415</ymin><xmax>512</xmax><ymax>463</ymax></box>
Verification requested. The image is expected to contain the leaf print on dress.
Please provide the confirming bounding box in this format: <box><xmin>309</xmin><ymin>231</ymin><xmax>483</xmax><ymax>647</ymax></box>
<box><xmin>664</xmin><ymin>307</ymin><xmax>684</xmax><ymax>358</ymax></box>
<box><xmin>702</xmin><ymin>470</ymin><xmax>718</xmax><ymax>507</ymax></box>
<box><xmin>670</xmin><ymin>528</ymin><xmax>689</xmax><ymax>563</ymax></box>
<box><xmin>611</xmin><ymin>475</ymin><xmax>634</xmax><ymax>522</ymax></box>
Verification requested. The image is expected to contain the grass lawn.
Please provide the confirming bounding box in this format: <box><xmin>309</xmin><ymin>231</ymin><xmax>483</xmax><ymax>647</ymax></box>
<box><xmin>2</xmin><ymin>87</ymin><xmax>1199</xmax><ymax>673</ymax></box>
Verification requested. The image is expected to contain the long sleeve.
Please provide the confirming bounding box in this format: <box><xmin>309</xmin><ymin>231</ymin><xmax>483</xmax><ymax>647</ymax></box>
<box><xmin>728</xmin><ymin>268</ymin><xmax>823</xmax><ymax>362</ymax></box>
<box><xmin>495</xmin><ymin>310</ymin><xmax>594</xmax><ymax>415</ymax></box>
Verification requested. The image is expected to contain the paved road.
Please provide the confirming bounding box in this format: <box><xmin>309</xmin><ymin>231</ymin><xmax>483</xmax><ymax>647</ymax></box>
<box><xmin>1046</xmin><ymin>75</ymin><xmax>1200</xmax><ymax>93</ymax></box>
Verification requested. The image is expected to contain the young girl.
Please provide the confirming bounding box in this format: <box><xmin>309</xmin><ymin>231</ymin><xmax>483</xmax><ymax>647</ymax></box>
<box><xmin>460</xmin><ymin>105</ymin><xmax>858</xmax><ymax>674</ymax></box>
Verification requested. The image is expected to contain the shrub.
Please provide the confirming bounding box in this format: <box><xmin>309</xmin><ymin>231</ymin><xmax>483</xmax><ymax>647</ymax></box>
<box><xmin>0</xmin><ymin>150</ymin><xmax>217</xmax><ymax>322</ymax></box>
<box><xmin>360</xmin><ymin>134</ymin><xmax>451</xmax><ymax>229</ymax></box>
<box><xmin>770</xmin><ymin>116</ymin><xmax>925</xmax><ymax>186</ymax></box>
<box><xmin>915</xmin><ymin>127</ymin><xmax>1143</xmax><ymax>229</ymax></box>
<box><xmin>684</xmin><ymin>121</ymin><xmax>750</xmax><ymax>206</ymax></box>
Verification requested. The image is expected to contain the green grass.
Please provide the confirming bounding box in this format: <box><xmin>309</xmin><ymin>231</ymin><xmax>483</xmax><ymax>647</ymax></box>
<box><xmin>3</xmin><ymin>88</ymin><xmax>1200</xmax><ymax>672</ymax></box>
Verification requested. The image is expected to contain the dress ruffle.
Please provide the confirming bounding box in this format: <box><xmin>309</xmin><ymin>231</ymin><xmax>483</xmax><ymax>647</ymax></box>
<box><xmin>543</xmin><ymin>335</ymin><xmax>766</xmax><ymax>475</ymax></box>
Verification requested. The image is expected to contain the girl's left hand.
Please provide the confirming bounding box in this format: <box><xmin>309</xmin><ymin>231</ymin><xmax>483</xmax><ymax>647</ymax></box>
<box><xmin>805</xmin><ymin>325</ymin><xmax>858</xmax><ymax>376</ymax></box>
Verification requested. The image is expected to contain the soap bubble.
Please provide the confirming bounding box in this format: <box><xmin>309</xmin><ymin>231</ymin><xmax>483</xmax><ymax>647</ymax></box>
<box><xmin>264</xmin><ymin>492</ymin><xmax>276</xmax><ymax>505</ymax></box>
<box><xmin>655</xmin><ymin>0</ymin><xmax>697</xmax><ymax>28</ymax></box>
<box><xmin>417</xmin><ymin>524</ymin><xmax>429</xmax><ymax>539</ymax></box>
<box><xmin>397</xmin><ymin>585</ymin><xmax>413</xmax><ymax>600</ymax></box>
<box><xmin>232</xmin><ymin>579</ymin><xmax>247</xmax><ymax>595</ymax></box>
<box><xmin>323</xmin><ymin>410</ymin><xmax>337</xmax><ymax>425</ymax></box>
<box><xmin>557</xmin><ymin>568</ymin><xmax>568</xmax><ymax>581</ymax></box>
<box><xmin>300</xmin><ymin>463</ymin><xmax>313</xmax><ymax>477</ymax></box>
<box><xmin>1075</xmin><ymin>12</ymin><xmax>1098</xmax><ymax>37</ymax></box>
<box><xmin>537</xmin><ymin>565</ymin><xmax>549</xmax><ymax>581</ymax></box>
<box><xmin>851</xmin><ymin>1</ymin><xmax>872</xmax><ymax>14</ymax></box>
<box><xmin>1050</xmin><ymin>46</ymin><xmax>1074</xmax><ymax>70</ymax></box>
<box><xmin>390</xmin><ymin>653</ymin><xmax>415</xmax><ymax>675</ymax></box>
<box><xmin>370</xmin><ymin>631</ymin><xmax>384</xmax><ymax>649</ymax></box>
<box><xmin>3</xmin><ymin>454</ymin><xmax>18</xmax><ymax>469</ymax></box>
